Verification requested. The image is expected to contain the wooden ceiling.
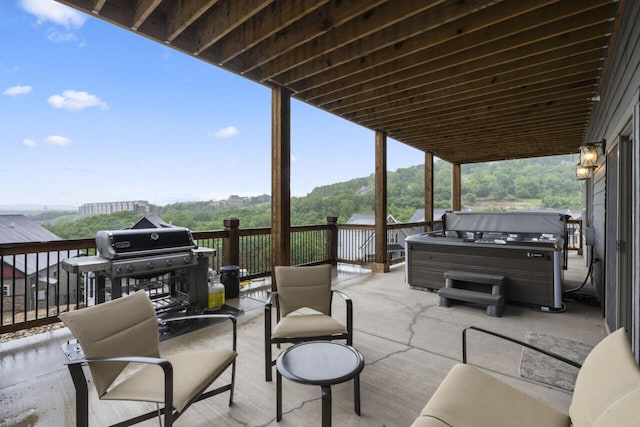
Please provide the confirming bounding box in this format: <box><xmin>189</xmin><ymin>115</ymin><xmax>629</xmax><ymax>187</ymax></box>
<box><xmin>56</xmin><ymin>0</ymin><xmax>619</xmax><ymax>164</ymax></box>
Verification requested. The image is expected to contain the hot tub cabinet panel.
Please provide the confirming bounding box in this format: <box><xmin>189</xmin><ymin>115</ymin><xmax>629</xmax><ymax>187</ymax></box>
<box><xmin>406</xmin><ymin>235</ymin><xmax>562</xmax><ymax>309</ymax></box>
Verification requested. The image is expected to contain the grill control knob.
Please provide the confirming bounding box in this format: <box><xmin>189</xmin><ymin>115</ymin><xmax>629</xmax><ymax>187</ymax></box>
<box><xmin>165</xmin><ymin>259</ymin><xmax>173</xmax><ymax>267</ymax></box>
<box><xmin>183</xmin><ymin>256</ymin><xmax>191</xmax><ymax>264</ymax></box>
<box><xmin>146</xmin><ymin>261</ymin><xmax>154</xmax><ymax>269</ymax></box>
<box><xmin>126</xmin><ymin>264</ymin><xmax>134</xmax><ymax>272</ymax></box>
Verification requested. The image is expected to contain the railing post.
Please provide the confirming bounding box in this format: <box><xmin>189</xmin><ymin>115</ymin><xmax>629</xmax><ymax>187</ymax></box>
<box><xmin>326</xmin><ymin>216</ymin><xmax>338</xmax><ymax>266</ymax></box>
<box><xmin>223</xmin><ymin>218</ymin><xmax>240</xmax><ymax>267</ymax></box>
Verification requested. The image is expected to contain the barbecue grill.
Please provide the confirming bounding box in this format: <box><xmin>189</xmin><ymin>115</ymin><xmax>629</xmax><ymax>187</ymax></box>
<box><xmin>62</xmin><ymin>227</ymin><xmax>214</xmax><ymax>313</ymax></box>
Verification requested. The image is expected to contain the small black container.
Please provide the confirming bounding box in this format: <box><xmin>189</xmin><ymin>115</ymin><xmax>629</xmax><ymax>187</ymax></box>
<box><xmin>219</xmin><ymin>265</ymin><xmax>240</xmax><ymax>298</ymax></box>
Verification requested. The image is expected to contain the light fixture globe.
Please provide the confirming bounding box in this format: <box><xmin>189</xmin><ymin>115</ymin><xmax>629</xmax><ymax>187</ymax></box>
<box><xmin>579</xmin><ymin>145</ymin><xmax>599</xmax><ymax>168</ymax></box>
<box><xmin>576</xmin><ymin>164</ymin><xmax>591</xmax><ymax>180</ymax></box>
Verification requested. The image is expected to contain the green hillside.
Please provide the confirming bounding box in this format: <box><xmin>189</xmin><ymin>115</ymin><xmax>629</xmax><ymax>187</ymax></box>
<box><xmin>44</xmin><ymin>155</ymin><xmax>581</xmax><ymax>239</ymax></box>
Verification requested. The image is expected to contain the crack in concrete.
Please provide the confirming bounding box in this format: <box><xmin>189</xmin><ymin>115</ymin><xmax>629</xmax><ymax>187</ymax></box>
<box><xmin>250</xmin><ymin>396</ymin><xmax>321</xmax><ymax>427</ymax></box>
<box><xmin>355</xmin><ymin>303</ymin><xmax>438</xmax><ymax>366</ymax></box>
<box><xmin>408</xmin><ymin>304</ymin><xmax>437</xmax><ymax>347</ymax></box>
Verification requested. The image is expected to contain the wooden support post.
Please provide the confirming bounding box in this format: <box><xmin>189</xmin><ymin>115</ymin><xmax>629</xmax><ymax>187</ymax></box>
<box><xmin>271</xmin><ymin>86</ymin><xmax>291</xmax><ymax>289</ymax></box>
<box><xmin>374</xmin><ymin>130</ymin><xmax>389</xmax><ymax>273</ymax></box>
<box><xmin>452</xmin><ymin>162</ymin><xmax>461</xmax><ymax>212</ymax></box>
<box><xmin>425</xmin><ymin>152</ymin><xmax>434</xmax><ymax>231</ymax></box>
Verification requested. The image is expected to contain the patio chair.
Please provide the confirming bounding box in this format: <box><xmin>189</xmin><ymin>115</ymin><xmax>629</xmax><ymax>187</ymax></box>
<box><xmin>264</xmin><ymin>264</ymin><xmax>353</xmax><ymax>381</ymax></box>
<box><xmin>410</xmin><ymin>326</ymin><xmax>640</xmax><ymax>426</ymax></box>
<box><xmin>59</xmin><ymin>290</ymin><xmax>237</xmax><ymax>427</ymax></box>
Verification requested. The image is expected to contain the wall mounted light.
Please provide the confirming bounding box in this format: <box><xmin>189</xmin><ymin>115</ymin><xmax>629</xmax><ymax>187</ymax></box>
<box><xmin>575</xmin><ymin>139</ymin><xmax>606</xmax><ymax>180</ymax></box>
<box><xmin>575</xmin><ymin>164</ymin><xmax>591</xmax><ymax>180</ymax></box>
<box><xmin>579</xmin><ymin>139</ymin><xmax>606</xmax><ymax>168</ymax></box>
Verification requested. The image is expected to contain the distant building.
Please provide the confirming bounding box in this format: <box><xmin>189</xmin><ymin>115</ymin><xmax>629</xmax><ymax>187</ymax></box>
<box><xmin>0</xmin><ymin>215</ymin><xmax>79</xmax><ymax>310</ymax></box>
<box><xmin>79</xmin><ymin>200</ymin><xmax>150</xmax><ymax>215</ymax></box>
<box><xmin>339</xmin><ymin>213</ymin><xmax>409</xmax><ymax>262</ymax></box>
<box><xmin>224</xmin><ymin>195</ymin><xmax>245</xmax><ymax>209</ymax></box>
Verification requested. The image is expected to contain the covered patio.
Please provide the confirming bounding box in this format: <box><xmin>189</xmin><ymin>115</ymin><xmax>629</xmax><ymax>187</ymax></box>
<box><xmin>2</xmin><ymin>0</ymin><xmax>640</xmax><ymax>424</ymax></box>
<box><xmin>49</xmin><ymin>0</ymin><xmax>638</xmax><ymax>347</ymax></box>
<box><xmin>1</xmin><ymin>256</ymin><xmax>605</xmax><ymax>426</ymax></box>
<box><xmin>53</xmin><ymin>0</ymin><xmax>622</xmax><ymax>273</ymax></box>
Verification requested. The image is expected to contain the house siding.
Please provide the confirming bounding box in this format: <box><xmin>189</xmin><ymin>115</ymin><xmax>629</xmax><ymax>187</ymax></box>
<box><xmin>585</xmin><ymin>0</ymin><xmax>640</xmax><ymax>353</ymax></box>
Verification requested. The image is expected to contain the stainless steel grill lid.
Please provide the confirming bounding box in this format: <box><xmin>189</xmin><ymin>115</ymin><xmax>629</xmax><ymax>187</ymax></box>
<box><xmin>96</xmin><ymin>227</ymin><xmax>197</xmax><ymax>259</ymax></box>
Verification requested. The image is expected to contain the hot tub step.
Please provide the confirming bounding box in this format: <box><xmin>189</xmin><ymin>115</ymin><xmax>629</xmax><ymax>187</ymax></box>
<box><xmin>438</xmin><ymin>271</ymin><xmax>506</xmax><ymax>317</ymax></box>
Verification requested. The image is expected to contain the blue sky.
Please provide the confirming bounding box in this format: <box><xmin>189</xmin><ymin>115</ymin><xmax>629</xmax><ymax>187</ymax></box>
<box><xmin>1</xmin><ymin>0</ymin><xmax>423</xmax><ymax>209</ymax></box>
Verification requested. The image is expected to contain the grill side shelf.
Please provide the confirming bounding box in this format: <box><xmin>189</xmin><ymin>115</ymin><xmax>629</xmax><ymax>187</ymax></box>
<box><xmin>61</xmin><ymin>255</ymin><xmax>111</xmax><ymax>274</ymax></box>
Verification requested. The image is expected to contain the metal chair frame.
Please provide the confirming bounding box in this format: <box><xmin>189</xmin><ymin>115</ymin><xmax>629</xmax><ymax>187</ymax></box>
<box><xmin>66</xmin><ymin>314</ymin><xmax>237</xmax><ymax>427</ymax></box>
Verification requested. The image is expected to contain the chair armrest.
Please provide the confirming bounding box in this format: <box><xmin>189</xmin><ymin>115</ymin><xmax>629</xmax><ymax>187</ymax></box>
<box><xmin>462</xmin><ymin>326</ymin><xmax>582</xmax><ymax>369</ymax></box>
<box><xmin>265</xmin><ymin>291</ymin><xmax>280</xmax><ymax>321</ymax></box>
<box><xmin>66</xmin><ymin>355</ymin><xmax>174</xmax><ymax>424</ymax></box>
<box><xmin>265</xmin><ymin>291</ymin><xmax>278</xmax><ymax>307</ymax></box>
<box><xmin>332</xmin><ymin>290</ymin><xmax>353</xmax><ymax>313</ymax></box>
<box><xmin>68</xmin><ymin>355</ymin><xmax>172</xmax><ymax>368</ymax></box>
<box><xmin>331</xmin><ymin>290</ymin><xmax>353</xmax><ymax>339</ymax></box>
<box><xmin>265</xmin><ymin>291</ymin><xmax>279</xmax><ymax>343</ymax></box>
<box><xmin>332</xmin><ymin>289</ymin><xmax>351</xmax><ymax>303</ymax></box>
<box><xmin>159</xmin><ymin>314</ymin><xmax>237</xmax><ymax>351</ymax></box>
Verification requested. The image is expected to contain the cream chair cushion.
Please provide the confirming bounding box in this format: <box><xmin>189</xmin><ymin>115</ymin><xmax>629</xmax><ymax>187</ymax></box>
<box><xmin>412</xmin><ymin>363</ymin><xmax>569</xmax><ymax>427</ymax></box>
<box><xmin>272</xmin><ymin>265</ymin><xmax>347</xmax><ymax>340</ymax></box>
<box><xmin>59</xmin><ymin>291</ymin><xmax>237</xmax><ymax>413</ymax></box>
<box><xmin>59</xmin><ymin>290</ymin><xmax>161</xmax><ymax>396</ymax></box>
<box><xmin>569</xmin><ymin>328</ymin><xmax>640</xmax><ymax>427</ymax></box>
<box><xmin>275</xmin><ymin>264</ymin><xmax>332</xmax><ymax>316</ymax></box>
<box><xmin>272</xmin><ymin>307</ymin><xmax>347</xmax><ymax>339</ymax></box>
<box><xmin>104</xmin><ymin>350</ymin><xmax>236</xmax><ymax>412</ymax></box>
<box><xmin>411</xmin><ymin>328</ymin><xmax>640</xmax><ymax>427</ymax></box>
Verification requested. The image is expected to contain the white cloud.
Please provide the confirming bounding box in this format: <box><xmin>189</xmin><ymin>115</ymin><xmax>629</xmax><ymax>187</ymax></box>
<box><xmin>44</xmin><ymin>135</ymin><xmax>71</xmax><ymax>146</ymax></box>
<box><xmin>3</xmin><ymin>85</ymin><xmax>32</xmax><ymax>96</ymax></box>
<box><xmin>211</xmin><ymin>126</ymin><xmax>239</xmax><ymax>138</ymax></box>
<box><xmin>22</xmin><ymin>139</ymin><xmax>37</xmax><ymax>148</ymax></box>
<box><xmin>20</xmin><ymin>0</ymin><xmax>87</xmax><ymax>28</ymax></box>
<box><xmin>48</xmin><ymin>90</ymin><xmax>108</xmax><ymax>111</ymax></box>
<box><xmin>46</xmin><ymin>29</ymin><xmax>78</xmax><ymax>43</ymax></box>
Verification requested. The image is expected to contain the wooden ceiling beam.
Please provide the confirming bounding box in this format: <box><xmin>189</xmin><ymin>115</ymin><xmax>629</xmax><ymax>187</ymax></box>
<box><xmin>284</xmin><ymin>0</ymin><xmax>556</xmax><ymax>90</ymax></box>
<box><xmin>414</xmin><ymin>127</ymin><xmax>586</xmax><ymax>149</ymax></box>
<box><xmin>390</xmin><ymin>116</ymin><xmax>591</xmax><ymax>149</ymax></box>
<box><xmin>58</xmin><ymin>0</ymin><xmax>130</xmax><ymax>28</ymax></box>
<box><xmin>255</xmin><ymin>0</ymin><xmax>473</xmax><ymax>83</ymax></box>
<box><xmin>131</xmin><ymin>0</ymin><xmax>162</xmax><ymax>30</ymax></box>
<box><xmin>378</xmin><ymin>85</ymin><xmax>596</xmax><ymax>130</ymax></box>
<box><xmin>395</xmin><ymin>108</ymin><xmax>592</xmax><ymax>140</ymax></box>
<box><xmin>210</xmin><ymin>0</ymin><xmax>330</xmax><ymax>65</ymax></box>
<box><xmin>304</xmin><ymin>3</ymin><xmax>613</xmax><ymax>106</ymax></box>
<box><xmin>324</xmin><ymin>20</ymin><xmax>610</xmax><ymax>117</ymax></box>
<box><xmin>224</xmin><ymin>0</ymin><xmax>388</xmax><ymax>75</ymax></box>
<box><xmin>92</xmin><ymin>0</ymin><xmax>107</xmax><ymax>13</ymax></box>
<box><xmin>409</xmin><ymin>120</ymin><xmax>588</xmax><ymax>140</ymax></box>
<box><xmin>52</xmin><ymin>0</ymin><xmax>619</xmax><ymax>165</ymax></box>
<box><xmin>391</xmin><ymin>101</ymin><xmax>592</xmax><ymax>134</ymax></box>
<box><xmin>349</xmin><ymin>47</ymin><xmax>605</xmax><ymax>124</ymax></box>
<box><xmin>427</xmin><ymin>131</ymin><xmax>585</xmax><ymax>148</ymax></box>
<box><xmin>413</xmin><ymin>124</ymin><xmax>587</xmax><ymax>147</ymax></box>
<box><xmin>355</xmin><ymin>75</ymin><xmax>599</xmax><ymax>131</ymax></box>
<box><xmin>410</xmin><ymin>130</ymin><xmax>586</xmax><ymax>163</ymax></box>
<box><xmin>193</xmin><ymin>0</ymin><xmax>272</xmax><ymax>56</ymax></box>
<box><xmin>165</xmin><ymin>0</ymin><xmax>218</xmax><ymax>42</ymax></box>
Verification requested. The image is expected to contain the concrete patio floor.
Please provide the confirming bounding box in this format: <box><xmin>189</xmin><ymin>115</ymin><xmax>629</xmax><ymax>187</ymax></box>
<box><xmin>0</xmin><ymin>255</ymin><xmax>606</xmax><ymax>426</ymax></box>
